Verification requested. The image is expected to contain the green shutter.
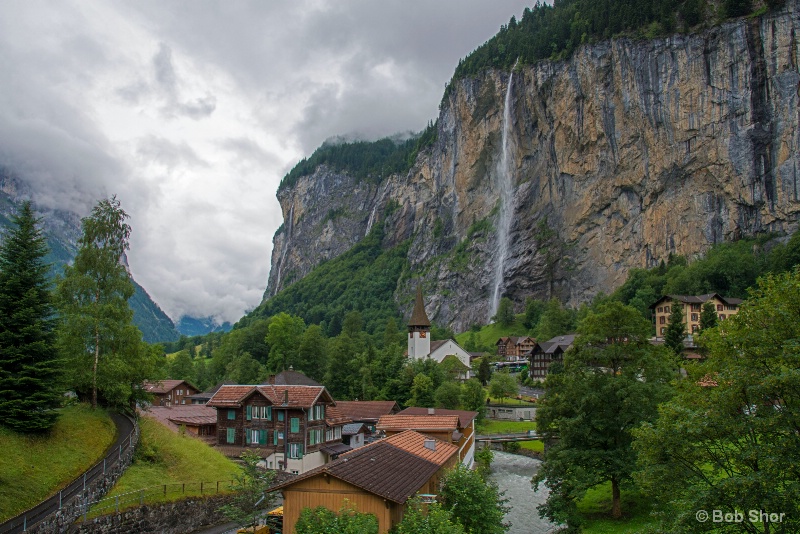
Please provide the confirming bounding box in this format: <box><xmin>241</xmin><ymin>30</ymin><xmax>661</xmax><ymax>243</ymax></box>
<box><xmin>227</xmin><ymin>409</ymin><xmax>235</xmax><ymax>420</ymax></box>
<box><xmin>245</xmin><ymin>429</ymin><xmax>251</xmax><ymax>444</ymax></box>
<box><xmin>273</xmin><ymin>430</ymin><xmax>278</xmax><ymax>445</ymax></box>
<box><xmin>298</xmin><ymin>443</ymin><xmax>304</xmax><ymax>458</ymax></box>
<box><xmin>290</xmin><ymin>417</ymin><xmax>300</xmax><ymax>433</ymax></box>
<box><xmin>259</xmin><ymin>429</ymin><xmax>266</xmax><ymax>445</ymax></box>
<box><xmin>227</xmin><ymin>428</ymin><xmax>235</xmax><ymax>444</ymax></box>
<box><xmin>278</xmin><ymin>410</ymin><xmax>284</xmax><ymax>422</ymax></box>
<box><xmin>267</xmin><ymin>407</ymin><xmax>272</xmax><ymax>420</ymax></box>
<box><xmin>246</xmin><ymin>405</ymin><xmax>252</xmax><ymax>421</ymax></box>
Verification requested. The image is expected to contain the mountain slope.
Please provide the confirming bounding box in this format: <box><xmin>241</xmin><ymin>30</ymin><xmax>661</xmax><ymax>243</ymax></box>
<box><xmin>265</xmin><ymin>1</ymin><xmax>800</xmax><ymax>332</ymax></box>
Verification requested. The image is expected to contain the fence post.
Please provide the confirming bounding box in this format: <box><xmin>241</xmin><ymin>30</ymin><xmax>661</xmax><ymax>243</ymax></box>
<box><xmin>216</xmin><ymin>481</ymin><xmax>219</xmax><ymax>493</ymax></box>
<box><xmin>182</xmin><ymin>483</ymin><xmax>185</xmax><ymax>495</ymax></box>
<box><xmin>201</xmin><ymin>481</ymin><xmax>204</xmax><ymax>495</ymax></box>
<box><xmin>59</xmin><ymin>490</ymin><xmax>62</xmax><ymax>510</ymax></box>
<box><xmin>103</xmin><ymin>458</ymin><xmax>106</xmax><ymax>474</ymax></box>
<box><xmin>115</xmin><ymin>495</ymin><xmax>119</xmax><ymax>513</ymax></box>
<box><xmin>83</xmin><ymin>472</ymin><xmax>87</xmax><ymax>490</ymax></box>
<box><xmin>163</xmin><ymin>484</ymin><xmax>167</xmax><ymax>496</ymax></box>
<box><xmin>119</xmin><ymin>444</ymin><xmax>122</xmax><ymax>459</ymax></box>
<box><xmin>140</xmin><ymin>489</ymin><xmax>144</xmax><ymax>505</ymax></box>
<box><xmin>23</xmin><ymin>515</ymin><xmax>26</xmax><ymax>532</ymax></box>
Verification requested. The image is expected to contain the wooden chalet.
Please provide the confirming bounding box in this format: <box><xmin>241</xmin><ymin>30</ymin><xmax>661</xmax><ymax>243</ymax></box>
<box><xmin>271</xmin><ymin>430</ymin><xmax>459</xmax><ymax>533</ymax></box>
<box><xmin>496</xmin><ymin>336</ymin><xmax>536</xmax><ymax>360</ymax></box>
<box><xmin>527</xmin><ymin>334</ymin><xmax>575</xmax><ymax>379</ymax></box>
<box><xmin>142</xmin><ymin>380</ymin><xmax>199</xmax><ymax>407</ymax></box>
<box><xmin>206</xmin><ymin>384</ymin><xmax>351</xmax><ymax>474</ymax></box>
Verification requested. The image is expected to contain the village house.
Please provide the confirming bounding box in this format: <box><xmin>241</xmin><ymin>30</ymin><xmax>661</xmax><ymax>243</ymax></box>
<box><xmin>144</xmin><ymin>404</ymin><xmax>217</xmax><ymax>440</ymax></box>
<box><xmin>650</xmin><ymin>294</ymin><xmax>743</xmax><ymax>337</ymax></box>
<box><xmin>496</xmin><ymin>336</ymin><xmax>536</xmax><ymax>362</ymax></box>
<box><xmin>206</xmin><ymin>384</ymin><xmax>351</xmax><ymax>474</ymax></box>
<box><xmin>271</xmin><ymin>430</ymin><xmax>459</xmax><ymax>533</ymax></box>
<box><xmin>142</xmin><ymin>379</ymin><xmax>199</xmax><ymax>407</ymax></box>
<box><xmin>341</xmin><ymin>422</ymin><xmax>369</xmax><ymax>449</ymax></box>
<box><xmin>527</xmin><ymin>334</ymin><xmax>575</xmax><ymax>379</ymax></box>
<box><xmin>376</xmin><ymin>408</ymin><xmax>477</xmax><ymax>468</ymax></box>
<box><xmin>407</xmin><ymin>286</ymin><xmax>472</xmax><ymax>378</ymax></box>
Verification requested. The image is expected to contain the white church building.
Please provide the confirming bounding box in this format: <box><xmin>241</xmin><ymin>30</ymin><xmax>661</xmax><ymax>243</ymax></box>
<box><xmin>407</xmin><ymin>286</ymin><xmax>472</xmax><ymax>379</ymax></box>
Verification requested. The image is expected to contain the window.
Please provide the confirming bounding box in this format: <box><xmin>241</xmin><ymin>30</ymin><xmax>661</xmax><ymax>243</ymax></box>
<box><xmin>246</xmin><ymin>405</ymin><xmax>252</xmax><ymax>421</ymax></box>
<box><xmin>692</xmin><ymin>304</ymin><xmax>701</xmax><ymax>311</ymax></box>
<box><xmin>250</xmin><ymin>429</ymin><xmax>259</xmax><ymax>445</ymax></box>
<box><xmin>227</xmin><ymin>409</ymin><xmax>236</xmax><ymax>420</ymax></box>
<box><xmin>289</xmin><ymin>443</ymin><xmax>303</xmax><ymax>459</ymax></box>
<box><xmin>226</xmin><ymin>428</ymin><xmax>235</xmax><ymax>444</ymax></box>
<box><xmin>692</xmin><ymin>325</ymin><xmax>698</xmax><ymax>332</ymax></box>
<box><xmin>291</xmin><ymin>470</ymin><xmax>299</xmax><ymax>475</ymax></box>
<box><xmin>660</xmin><ymin>327</ymin><xmax>666</xmax><ymax>335</ymax></box>
<box><xmin>290</xmin><ymin>417</ymin><xmax>300</xmax><ymax>433</ymax></box>
<box><xmin>181</xmin><ymin>400</ymin><xmax>185</xmax><ymax>405</ymax></box>
<box><xmin>717</xmin><ymin>304</ymin><xmax>723</xmax><ymax>311</ymax></box>
<box><xmin>278</xmin><ymin>411</ymin><xmax>284</xmax><ymax>422</ymax></box>
<box><xmin>309</xmin><ymin>428</ymin><xmax>323</xmax><ymax>446</ymax></box>
<box><xmin>334</xmin><ymin>426</ymin><xmax>341</xmax><ymax>439</ymax></box>
<box><xmin>657</xmin><ymin>307</ymin><xmax>663</xmax><ymax>313</ymax></box>
<box><xmin>664</xmin><ymin>306</ymin><xmax>670</xmax><ymax>313</ymax></box>
<box><xmin>659</xmin><ymin>316</ymin><xmax>666</xmax><ymax>324</ymax></box>
<box><xmin>310</xmin><ymin>404</ymin><xmax>325</xmax><ymax>421</ymax></box>
<box><xmin>720</xmin><ymin>314</ymin><xmax>726</xmax><ymax>320</ymax></box>
<box><xmin>691</xmin><ymin>313</ymin><xmax>698</xmax><ymax>322</ymax></box>
<box><xmin>326</xmin><ymin>428</ymin><xmax>333</xmax><ymax>441</ymax></box>
<box><xmin>727</xmin><ymin>305</ymin><xmax>736</xmax><ymax>311</ymax></box>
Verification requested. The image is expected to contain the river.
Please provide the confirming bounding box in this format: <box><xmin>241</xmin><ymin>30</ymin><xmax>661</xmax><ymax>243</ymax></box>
<box><xmin>488</xmin><ymin>451</ymin><xmax>558</xmax><ymax>534</ymax></box>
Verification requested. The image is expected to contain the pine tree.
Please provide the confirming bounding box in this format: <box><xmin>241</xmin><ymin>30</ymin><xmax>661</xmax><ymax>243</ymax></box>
<box><xmin>0</xmin><ymin>202</ymin><xmax>62</xmax><ymax>432</ymax></box>
<box><xmin>663</xmin><ymin>300</ymin><xmax>687</xmax><ymax>355</ymax></box>
<box><xmin>699</xmin><ymin>301</ymin><xmax>718</xmax><ymax>330</ymax></box>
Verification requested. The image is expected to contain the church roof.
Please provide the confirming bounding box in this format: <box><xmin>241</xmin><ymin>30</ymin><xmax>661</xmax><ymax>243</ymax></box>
<box><xmin>408</xmin><ymin>285</ymin><xmax>431</xmax><ymax>327</ymax></box>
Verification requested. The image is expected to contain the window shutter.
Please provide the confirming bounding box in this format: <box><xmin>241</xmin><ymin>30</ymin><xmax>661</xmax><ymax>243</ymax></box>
<box><xmin>227</xmin><ymin>428</ymin><xmax>235</xmax><ymax>444</ymax></box>
<box><xmin>246</xmin><ymin>429</ymin><xmax>251</xmax><ymax>444</ymax></box>
<box><xmin>291</xmin><ymin>417</ymin><xmax>300</xmax><ymax>433</ymax></box>
<box><xmin>278</xmin><ymin>411</ymin><xmax>284</xmax><ymax>422</ymax></box>
<box><xmin>267</xmin><ymin>407</ymin><xmax>272</xmax><ymax>420</ymax></box>
<box><xmin>227</xmin><ymin>409</ymin><xmax>235</xmax><ymax>420</ymax></box>
<box><xmin>273</xmin><ymin>430</ymin><xmax>278</xmax><ymax>445</ymax></box>
<box><xmin>246</xmin><ymin>405</ymin><xmax>252</xmax><ymax>421</ymax></box>
<box><xmin>260</xmin><ymin>429</ymin><xmax>266</xmax><ymax>445</ymax></box>
<box><xmin>298</xmin><ymin>444</ymin><xmax>304</xmax><ymax>458</ymax></box>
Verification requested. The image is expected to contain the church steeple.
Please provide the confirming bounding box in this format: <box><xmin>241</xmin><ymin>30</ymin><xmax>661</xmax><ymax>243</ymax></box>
<box><xmin>408</xmin><ymin>284</ymin><xmax>431</xmax><ymax>359</ymax></box>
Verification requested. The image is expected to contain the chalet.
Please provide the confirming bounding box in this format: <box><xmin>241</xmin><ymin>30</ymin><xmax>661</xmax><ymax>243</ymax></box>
<box><xmin>206</xmin><ymin>384</ymin><xmax>351</xmax><ymax>474</ymax></box>
<box><xmin>271</xmin><ymin>430</ymin><xmax>459</xmax><ymax>533</ymax></box>
<box><xmin>527</xmin><ymin>334</ymin><xmax>575</xmax><ymax>379</ymax></box>
<box><xmin>186</xmin><ymin>381</ymin><xmax>235</xmax><ymax>405</ymax></box>
<box><xmin>650</xmin><ymin>294</ymin><xmax>743</xmax><ymax>337</ymax></box>
<box><xmin>407</xmin><ymin>286</ymin><xmax>471</xmax><ymax>378</ymax></box>
<box><xmin>395</xmin><ymin>407</ymin><xmax>477</xmax><ymax>468</ymax></box>
<box><xmin>334</xmin><ymin>400</ymin><xmax>400</xmax><ymax>435</ymax></box>
<box><xmin>496</xmin><ymin>336</ymin><xmax>536</xmax><ymax>361</ymax></box>
<box><xmin>142</xmin><ymin>380</ymin><xmax>199</xmax><ymax>407</ymax></box>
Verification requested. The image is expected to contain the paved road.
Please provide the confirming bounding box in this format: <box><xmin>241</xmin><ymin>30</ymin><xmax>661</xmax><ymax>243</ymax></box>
<box><xmin>0</xmin><ymin>412</ymin><xmax>135</xmax><ymax>534</ymax></box>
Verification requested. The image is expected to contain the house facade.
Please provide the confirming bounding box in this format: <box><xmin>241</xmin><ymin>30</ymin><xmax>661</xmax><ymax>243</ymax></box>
<box><xmin>496</xmin><ymin>336</ymin><xmax>536</xmax><ymax>360</ymax></box>
<box><xmin>394</xmin><ymin>407</ymin><xmax>478</xmax><ymax>468</ymax></box>
<box><xmin>206</xmin><ymin>384</ymin><xmax>351</xmax><ymax>474</ymax></box>
<box><xmin>650</xmin><ymin>294</ymin><xmax>743</xmax><ymax>337</ymax></box>
<box><xmin>528</xmin><ymin>334</ymin><xmax>575</xmax><ymax>379</ymax></box>
<box><xmin>143</xmin><ymin>380</ymin><xmax>199</xmax><ymax>407</ymax></box>
<box><xmin>272</xmin><ymin>430</ymin><xmax>459</xmax><ymax>534</ymax></box>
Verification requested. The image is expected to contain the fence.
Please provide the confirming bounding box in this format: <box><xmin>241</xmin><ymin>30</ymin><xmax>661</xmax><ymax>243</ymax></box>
<box><xmin>0</xmin><ymin>413</ymin><xmax>138</xmax><ymax>534</ymax></box>
<box><xmin>80</xmin><ymin>480</ymin><xmax>236</xmax><ymax>519</ymax></box>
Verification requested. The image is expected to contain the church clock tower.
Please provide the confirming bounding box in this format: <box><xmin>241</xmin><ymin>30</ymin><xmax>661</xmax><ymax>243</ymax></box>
<box><xmin>408</xmin><ymin>285</ymin><xmax>431</xmax><ymax>359</ymax></box>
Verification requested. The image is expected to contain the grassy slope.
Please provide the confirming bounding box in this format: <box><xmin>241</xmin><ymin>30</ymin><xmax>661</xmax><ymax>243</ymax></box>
<box><xmin>0</xmin><ymin>404</ymin><xmax>116</xmax><ymax>521</ymax></box>
<box><xmin>454</xmin><ymin>314</ymin><xmax>529</xmax><ymax>352</ymax></box>
<box><xmin>95</xmin><ymin>416</ymin><xmax>239</xmax><ymax>512</ymax></box>
<box><xmin>478</xmin><ymin>419</ymin><xmax>543</xmax><ymax>454</ymax></box>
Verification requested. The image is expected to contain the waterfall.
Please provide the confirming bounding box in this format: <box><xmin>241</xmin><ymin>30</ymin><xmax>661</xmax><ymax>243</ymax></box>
<box><xmin>489</xmin><ymin>69</ymin><xmax>516</xmax><ymax>321</ymax></box>
<box><xmin>365</xmin><ymin>205</ymin><xmax>377</xmax><ymax>236</ymax></box>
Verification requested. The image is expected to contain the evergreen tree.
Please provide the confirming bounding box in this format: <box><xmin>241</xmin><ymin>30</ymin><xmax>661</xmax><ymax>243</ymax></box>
<box><xmin>699</xmin><ymin>301</ymin><xmax>718</xmax><ymax>330</ymax></box>
<box><xmin>493</xmin><ymin>297</ymin><xmax>515</xmax><ymax>327</ymax></box>
<box><xmin>56</xmin><ymin>196</ymin><xmax>158</xmax><ymax>409</ymax></box>
<box><xmin>477</xmin><ymin>357</ymin><xmax>492</xmax><ymax>386</ymax></box>
<box><xmin>0</xmin><ymin>202</ymin><xmax>62</xmax><ymax>432</ymax></box>
<box><xmin>663</xmin><ymin>300</ymin><xmax>687</xmax><ymax>355</ymax></box>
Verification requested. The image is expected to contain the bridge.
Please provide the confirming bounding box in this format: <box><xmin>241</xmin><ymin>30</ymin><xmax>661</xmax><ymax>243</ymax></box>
<box><xmin>475</xmin><ymin>431</ymin><xmax>542</xmax><ymax>443</ymax></box>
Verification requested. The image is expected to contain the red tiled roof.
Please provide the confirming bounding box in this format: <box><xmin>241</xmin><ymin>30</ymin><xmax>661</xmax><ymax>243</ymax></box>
<box><xmin>334</xmin><ymin>400</ymin><xmax>400</xmax><ymax>422</ymax></box>
<box><xmin>142</xmin><ymin>405</ymin><xmax>216</xmax><ymax>432</ymax></box>
<box><xmin>383</xmin><ymin>430</ymin><xmax>458</xmax><ymax>465</ymax></box>
<box><xmin>396</xmin><ymin>407</ymin><xmax>478</xmax><ymax>429</ymax></box>
<box><xmin>324</xmin><ymin>405</ymin><xmax>352</xmax><ymax>426</ymax></box>
<box><xmin>206</xmin><ymin>384</ymin><xmax>332</xmax><ymax>409</ymax></box>
<box><xmin>143</xmin><ymin>379</ymin><xmax>190</xmax><ymax>395</ymax></box>
<box><xmin>376</xmin><ymin>414</ymin><xmax>460</xmax><ymax>432</ymax></box>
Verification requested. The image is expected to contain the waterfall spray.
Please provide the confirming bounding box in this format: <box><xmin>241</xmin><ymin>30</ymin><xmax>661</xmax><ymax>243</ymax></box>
<box><xmin>489</xmin><ymin>67</ymin><xmax>516</xmax><ymax>321</ymax></box>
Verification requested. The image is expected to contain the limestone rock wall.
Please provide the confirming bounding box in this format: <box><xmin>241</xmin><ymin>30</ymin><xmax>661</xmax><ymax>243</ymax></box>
<box><xmin>266</xmin><ymin>2</ymin><xmax>800</xmax><ymax>331</ymax></box>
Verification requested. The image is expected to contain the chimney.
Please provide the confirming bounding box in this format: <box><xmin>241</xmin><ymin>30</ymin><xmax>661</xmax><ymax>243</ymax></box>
<box><xmin>424</xmin><ymin>439</ymin><xmax>436</xmax><ymax>451</ymax></box>
<box><xmin>427</xmin><ymin>407</ymin><xmax>435</xmax><ymax>415</ymax></box>
<box><xmin>283</xmin><ymin>389</ymin><xmax>289</xmax><ymax>406</ymax></box>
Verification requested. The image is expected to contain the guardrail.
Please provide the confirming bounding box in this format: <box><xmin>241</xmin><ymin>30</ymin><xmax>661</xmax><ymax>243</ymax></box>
<box><xmin>0</xmin><ymin>413</ymin><xmax>138</xmax><ymax>534</ymax></box>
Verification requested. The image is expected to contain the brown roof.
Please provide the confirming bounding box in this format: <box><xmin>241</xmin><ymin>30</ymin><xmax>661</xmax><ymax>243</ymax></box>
<box><xmin>206</xmin><ymin>384</ymin><xmax>331</xmax><ymax>409</ymax></box>
<box><xmin>430</xmin><ymin>340</ymin><xmax>447</xmax><ymax>352</ymax></box>
<box><xmin>142</xmin><ymin>405</ymin><xmax>217</xmax><ymax>432</ymax></box>
<box><xmin>408</xmin><ymin>284</ymin><xmax>431</xmax><ymax>327</ymax></box>
<box><xmin>324</xmin><ymin>405</ymin><xmax>352</xmax><ymax>426</ymax></box>
<box><xmin>143</xmin><ymin>379</ymin><xmax>192</xmax><ymax>395</ymax></box>
<box><xmin>649</xmin><ymin>294</ymin><xmax>744</xmax><ymax>309</ymax></box>
<box><xmin>383</xmin><ymin>430</ymin><xmax>458</xmax><ymax>465</ymax></box>
<box><xmin>376</xmin><ymin>414</ymin><xmax>460</xmax><ymax>432</ymax></box>
<box><xmin>270</xmin><ymin>430</ymin><xmax>457</xmax><ymax>503</ymax></box>
<box><xmin>265</xmin><ymin>370</ymin><xmax>322</xmax><ymax>387</ymax></box>
<box><xmin>334</xmin><ymin>400</ymin><xmax>400</xmax><ymax>422</ymax></box>
<box><xmin>396</xmin><ymin>407</ymin><xmax>478</xmax><ymax>429</ymax></box>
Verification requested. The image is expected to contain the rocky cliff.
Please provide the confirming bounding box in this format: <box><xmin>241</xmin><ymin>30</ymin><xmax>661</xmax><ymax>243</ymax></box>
<box><xmin>266</xmin><ymin>2</ymin><xmax>800</xmax><ymax>332</ymax></box>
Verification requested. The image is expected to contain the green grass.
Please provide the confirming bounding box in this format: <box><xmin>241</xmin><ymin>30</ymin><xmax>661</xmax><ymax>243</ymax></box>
<box><xmin>455</xmin><ymin>315</ymin><xmax>529</xmax><ymax>351</ymax></box>
<box><xmin>579</xmin><ymin>483</ymin><xmax>658</xmax><ymax>533</ymax></box>
<box><xmin>88</xmin><ymin>416</ymin><xmax>240</xmax><ymax>515</ymax></box>
<box><xmin>477</xmin><ymin>419</ymin><xmax>544</xmax><ymax>454</ymax></box>
<box><xmin>0</xmin><ymin>403</ymin><xmax>116</xmax><ymax>521</ymax></box>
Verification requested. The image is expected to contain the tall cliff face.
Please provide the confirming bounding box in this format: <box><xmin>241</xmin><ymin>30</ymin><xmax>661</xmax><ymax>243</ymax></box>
<box><xmin>267</xmin><ymin>3</ymin><xmax>800</xmax><ymax>332</ymax></box>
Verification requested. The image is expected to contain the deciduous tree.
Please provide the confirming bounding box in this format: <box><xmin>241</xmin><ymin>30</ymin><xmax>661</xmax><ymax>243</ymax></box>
<box><xmin>534</xmin><ymin>302</ymin><xmax>675</xmax><ymax>527</ymax></box>
<box><xmin>395</xmin><ymin>498</ymin><xmax>465</xmax><ymax>534</ymax></box>
<box><xmin>295</xmin><ymin>501</ymin><xmax>378</xmax><ymax>534</ymax></box>
<box><xmin>439</xmin><ymin>463</ymin><xmax>509</xmax><ymax>534</ymax></box>
<box><xmin>489</xmin><ymin>370</ymin><xmax>517</xmax><ymax>402</ymax></box>
<box><xmin>0</xmin><ymin>202</ymin><xmax>62</xmax><ymax>432</ymax></box>
<box><xmin>219</xmin><ymin>450</ymin><xmax>277</xmax><ymax>529</ymax></box>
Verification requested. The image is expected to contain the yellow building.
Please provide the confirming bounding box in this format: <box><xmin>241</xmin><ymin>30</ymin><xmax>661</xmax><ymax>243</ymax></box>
<box><xmin>650</xmin><ymin>294</ymin><xmax>743</xmax><ymax>337</ymax></box>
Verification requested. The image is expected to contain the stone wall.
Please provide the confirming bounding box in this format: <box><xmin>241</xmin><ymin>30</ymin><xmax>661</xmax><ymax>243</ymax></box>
<box><xmin>68</xmin><ymin>494</ymin><xmax>236</xmax><ymax>534</ymax></box>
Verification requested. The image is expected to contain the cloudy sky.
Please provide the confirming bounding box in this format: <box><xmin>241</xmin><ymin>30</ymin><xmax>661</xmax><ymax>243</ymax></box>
<box><xmin>0</xmin><ymin>1</ymin><xmax>530</xmax><ymax>325</ymax></box>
